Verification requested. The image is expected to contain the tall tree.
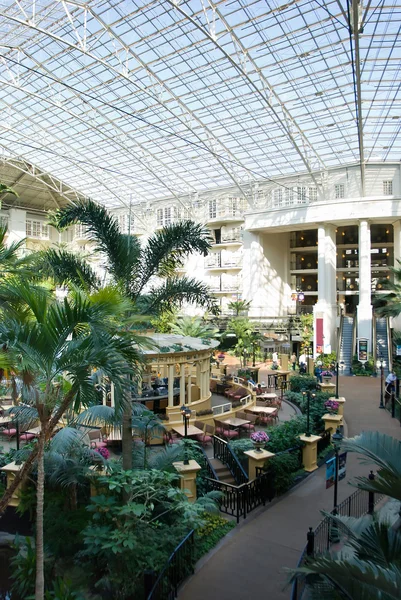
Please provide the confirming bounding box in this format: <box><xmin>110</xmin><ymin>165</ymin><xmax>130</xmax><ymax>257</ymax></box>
<box><xmin>0</xmin><ymin>281</ymin><xmax>142</xmax><ymax>599</ymax></box>
<box><xmin>44</xmin><ymin>199</ymin><xmax>216</xmax><ymax>469</ymax></box>
<box><xmin>170</xmin><ymin>316</ymin><xmax>219</xmax><ymax>340</ymax></box>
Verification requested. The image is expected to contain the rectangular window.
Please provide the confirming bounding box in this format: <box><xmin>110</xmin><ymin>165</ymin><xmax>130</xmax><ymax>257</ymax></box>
<box><xmin>118</xmin><ymin>214</ymin><xmax>130</xmax><ymax>234</ymax></box>
<box><xmin>26</xmin><ymin>220</ymin><xmax>49</xmax><ymax>239</ymax></box>
<box><xmin>309</xmin><ymin>187</ymin><xmax>317</xmax><ymax>202</ymax></box>
<box><xmin>156</xmin><ymin>208</ymin><xmax>163</xmax><ymax>227</ymax></box>
<box><xmin>228</xmin><ymin>196</ymin><xmax>239</xmax><ymax>216</ymax></box>
<box><xmin>383</xmin><ymin>180</ymin><xmax>393</xmax><ymax>195</ymax></box>
<box><xmin>273</xmin><ymin>189</ymin><xmax>283</xmax><ymax>206</ymax></box>
<box><xmin>164</xmin><ymin>207</ymin><xmax>171</xmax><ymax>226</ymax></box>
<box><xmin>285</xmin><ymin>187</ymin><xmax>294</xmax><ymax>205</ymax></box>
<box><xmin>297</xmin><ymin>186</ymin><xmax>307</xmax><ymax>203</ymax></box>
<box><xmin>209</xmin><ymin>199</ymin><xmax>217</xmax><ymax>219</ymax></box>
<box><xmin>335</xmin><ymin>184</ymin><xmax>345</xmax><ymax>199</ymax></box>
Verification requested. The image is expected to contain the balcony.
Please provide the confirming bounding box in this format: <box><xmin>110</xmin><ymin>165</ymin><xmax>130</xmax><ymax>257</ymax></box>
<box><xmin>73</xmin><ymin>224</ymin><xmax>90</xmax><ymax>243</ymax></box>
<box><xmin>206</xmin><ymin>210</ymin><xmax>245</xmax><ymax>225</ymax></box>
<box><xmin>205</xmin><ymin>254</ymin><xmax>242</xmax><ymax>270</ymax></box>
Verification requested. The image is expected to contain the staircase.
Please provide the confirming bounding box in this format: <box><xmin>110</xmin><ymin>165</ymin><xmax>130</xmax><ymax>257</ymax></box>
<box><xmin>209</xmin><ymin>458</ymin><xmax>236</xmax><ymax>485</ymax></box>
<box><xmin>339</xmin><ymin>316</ymin><xmax>353</xmax><ymax>376</ymax></box>
<box><xmin>376</xmin><ymin>317</ymin><xmax>390</xmax><ymax>376</ymax></box>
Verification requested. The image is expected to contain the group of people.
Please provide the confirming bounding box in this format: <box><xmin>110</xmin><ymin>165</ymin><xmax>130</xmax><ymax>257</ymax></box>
<box><xmin>290</xmin><ymin>352</ymin><xmax>309</xmax><ymax>373</ymax></box>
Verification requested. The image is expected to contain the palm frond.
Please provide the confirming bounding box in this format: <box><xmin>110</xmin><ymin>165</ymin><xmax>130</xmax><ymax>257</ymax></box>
<box><xmin>37</xmin><ymin>248</ymin><xmax>100</xmax><ymax>291</ymax></box>
<box><xmin>143</xmin><ymin>276</ymin><xmax>218</xmax><ymax>315</ymax></box>
<box><xmin>50</xmin><ymin>199</ymin><xmax>141</xmax><ymax>287</ymax></box>
<box><xmin>75</xmin><ymin>405</ymin><xmax>120</xmax><ymax>427</ymax></box>
<box><xmin>341</xmin><ymin>431</ymin><xmax>401</xmax><ymax>501</ymax></box>
<box><xmin>135</xmin><ymin>221</ymin><xmax>212</xmax><ymax>294</ymax></box>
<box><xmin>49</xmin><ymin>427</ymin><xmax>87</xmax><ymax>454</ymax></box>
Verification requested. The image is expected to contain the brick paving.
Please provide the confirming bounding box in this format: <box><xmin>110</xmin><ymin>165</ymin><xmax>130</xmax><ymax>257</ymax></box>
<box><xmin>178</xmin><ymin>376</ymin><xmax>401</xmax><ymax>600</ymax></box>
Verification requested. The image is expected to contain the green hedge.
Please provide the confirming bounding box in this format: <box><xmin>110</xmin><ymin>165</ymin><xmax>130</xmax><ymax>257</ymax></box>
<box><xmin>289</xmin><ymin>374</ymin><xmax>317</xmax><ymax>392</ymax></box>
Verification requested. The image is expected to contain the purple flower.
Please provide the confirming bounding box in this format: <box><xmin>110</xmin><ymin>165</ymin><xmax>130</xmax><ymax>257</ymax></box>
<box><xmin>95</xmin><ymin>446</ymin><xmax>110</xmax><ymax>460</ymax></box>
<box><xmin>322</xmin><ymin>370</ymin><xmax>334</xmax><ymax>377</ymax></box>
<box><xmin>324</xmin><ymin>400</ymin><xmax>339</xmax><ymax>413</ymax></box>
<box><xmin>250</xmin><ymin>431</ymin><xmax>270</xmax><ymax>444</ymax></box>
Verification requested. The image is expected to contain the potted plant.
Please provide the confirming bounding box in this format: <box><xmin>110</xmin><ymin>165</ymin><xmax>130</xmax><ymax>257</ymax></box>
<box><xmin>250</xmin><ymin>430</ymin><xmax>270</xmax><ymax>452</ymax></box>
<box><xmin>321</xmin><ymin>370</ymin><xmax>334</xmax><ymax>383</ymax></box>
<box><xmin>324</xmin><ymin>399</ymin><xmax>339</xmax><ymax>415</ymax></box>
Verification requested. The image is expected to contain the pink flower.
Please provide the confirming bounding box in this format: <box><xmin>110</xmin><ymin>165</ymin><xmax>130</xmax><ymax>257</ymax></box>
<box><xmin>95</xmin><ymin>446</ymin><xmax>110</xmax><ymax>460</ymax></box>
<box><xmin>250</xmin><ymin>431</ymin><xmax>270</xmax><ymax>444</ymax></box>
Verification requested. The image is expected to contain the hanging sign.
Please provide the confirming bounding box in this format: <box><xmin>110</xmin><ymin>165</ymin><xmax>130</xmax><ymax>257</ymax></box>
<box><xmin>326</xmin><ymin>452</ymin><xmax>347</xmax><ymax>489</ymax></box>
<box><xmin>358</xmin><ymin>339</ymin><xmax>368</xmax><ymax>363</ymax></box>
<box><xmin>396</xmin><ymin>345</ymin><xmax>401</xmax><ymax>357</ymax></box>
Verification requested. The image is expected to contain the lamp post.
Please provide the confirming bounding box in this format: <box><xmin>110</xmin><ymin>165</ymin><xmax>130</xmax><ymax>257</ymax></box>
<box><xmin>335</xmin><ymin>362</ymin><xmax>339</xmax><ymax>399</ymax></box>
<box><xmin>302</xmin><ymin>390</ymin><xmax>315</xmax><ymax>437</ymax></box>
<box><xmin>332</xmin><ymin>427</ymin><xmax>343</xmax><ymax>511</ymax></box>
<box><xmin>379</xmin><ymin>355</ymin><xmax>385</xmax><ymax>409</ymax></box>
<box><xmin>180</xmin><ymin>404</ymin><xmax>191</xmax><ymax>465</ymax></box>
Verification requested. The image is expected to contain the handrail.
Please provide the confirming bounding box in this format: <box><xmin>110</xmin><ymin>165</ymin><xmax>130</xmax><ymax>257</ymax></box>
<box><xmin>386</xmin><ymin>316</ymin><xmax>392</xmax><ymax>372</ymax></box>
<box><xmin>196</xmin><ymin>445</ymin><xmax>219</xmax><ymax>480</ymax></box>
<box><xmin>146</xmin><ymin>529</ymin><xmax>194</xmax><ymax>599</ymax></box>
<box><xmin>213</xmin><ymin>435</ymin><xmax>249</xmax><ymax>484</ymax></box>
<box><xmin>372</xmin><ymin>312</ymin><xmax>377</xmax><ymax>371</ymax></box>
<box><xmin>351</xmin><ymin>315</ymin><xmax>357</xmax><ymax>362</ymax></box>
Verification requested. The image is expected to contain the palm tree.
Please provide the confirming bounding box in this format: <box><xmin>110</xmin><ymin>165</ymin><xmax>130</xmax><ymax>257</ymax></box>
<box><xmin>170</xmin><ymin>315</ymin><xmax>219</xmax><ymax>340</ymax></box>
<box><xmin>227</xmin><ymin>299</ymin><xmax>251</xmax><ymax>316</ymax></box>
<box><xmin>0</xmin><ymin>281</ymin><xmax>142</xmax><ymax>600</ymax></box>
<box><xmin>290</xmin><ymin>431</ymin><xmax>401</xmax><ymax>599</ymax></box>
<box><xmin>44</xmin><ymin>198</ymin><xmax>217</xmax><ymax>469</ymax></box>
<box><xmin>373</xmin><ymin>261</ymin><xmax>401</xmax><ymax>317</ymax></box>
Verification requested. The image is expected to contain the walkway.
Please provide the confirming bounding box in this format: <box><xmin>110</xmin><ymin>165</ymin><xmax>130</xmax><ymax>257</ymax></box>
<box><xmin>179</xmin><ymin>377</ymin><xmax>401</xmax><ymax>600</ymax></box>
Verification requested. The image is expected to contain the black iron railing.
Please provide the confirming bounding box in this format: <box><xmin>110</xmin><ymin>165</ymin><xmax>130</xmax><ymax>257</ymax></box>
<box><xmin>291</xmin><ymin>487</ymin><xmax>383</xmax><ymax>600</ymax></box>
<box><xmin>204</xmin><ymin>469</ymin><xmax>273</xmax><ymax>524</ymax></box>
<box><xmin>196</xmin><ymin>445</ymin><xmax>218</xmax><ymax>480</ymax></box>
<box><xmin>146</xmin><ymin>530</ymin><xmax>195</xmax><ymax>600</ymax></box>
<box><xmin>213</xmin><ymin>435</ymin><xmax>249</xmax><ymax>485</ymax></box>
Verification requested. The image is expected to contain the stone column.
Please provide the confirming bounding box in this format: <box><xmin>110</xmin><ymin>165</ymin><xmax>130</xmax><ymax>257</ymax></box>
<box><xmin>299</xmin><ymin>435</ymin><xmax>321</xmax><ymax>472</ymax></box>
<box><xmin>187</xmin><ymin>371</ymin><xmax>192</xmax><ymax>405</ymax></box>
<box><xmin>180</xmin><ymin>362</ymin><xmax>186</xmax><ymax>406</ymax></box>
<box><xmin>323</xmin><ymin>413</ymin><xmax>343</xmax><ymax>433</ymax></box>
<box><xmin>110</xmin><ymin>383</ymin><xmax>115</xmax><ymax>408</ymax></box>
<box><xmin>357</xmin><ymin>220</ymin><xmax>373</xmax><ymax>350</ymax></box>
<box><xmin>196</xmin><ymin>362</ymin><xmax>201</xmax><ymax>389</ymax></box>
<box><xmin>314</xmin><ymin>225</ymin><xmax>337</xmax><ymax>354</ymax></box>
<box><xmin>7</xmin><ymin>208</ymin><xmax>26</xmax><ymax>247</ymax></box>
<box><xmin>1</xmin><ymin>462</ymin><xmax>25</xmax><ymax>507</ymax></box>
<box><xmin>244</xmin><ymin>449</ymin><xmax>275</xmax><ymax>480</ymax></box>
<box><xmin>317</xmin><ymin>225</ymin><xmax>326</xmax><ymax>303</ymax></box>
<box><xmin>329</xmin><ymin>396</ymin><xmax>346</xmax><ymax>416</ymax></box>
<box><xmin>173</xmin><ymin>460</ymin><xmax>202</xmax><ymax>502</ymax></box>
<box><xmin>168</xmin><ymin>364</ymin><xmax>175</xmax><ymax>407</ymax></box>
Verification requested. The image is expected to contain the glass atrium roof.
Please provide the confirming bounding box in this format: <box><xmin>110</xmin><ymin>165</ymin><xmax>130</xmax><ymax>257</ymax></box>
<box><xmin>0</xmin><ymin>0</ymin><xmax>400</xmax><ymax>208</ymax></box>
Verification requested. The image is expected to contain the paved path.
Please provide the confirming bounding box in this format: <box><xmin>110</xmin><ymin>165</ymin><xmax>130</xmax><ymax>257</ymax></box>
<box><xmin>179</xmin><ymin>377</ymin><xmax>401</xmax><ymax>600</ymax></box>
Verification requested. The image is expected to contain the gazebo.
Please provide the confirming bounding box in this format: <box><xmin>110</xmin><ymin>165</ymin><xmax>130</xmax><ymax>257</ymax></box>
<box><xmin>140</xmin><ymin>334</ymin><xmax>219</xmax><ymax>421</ymax></box>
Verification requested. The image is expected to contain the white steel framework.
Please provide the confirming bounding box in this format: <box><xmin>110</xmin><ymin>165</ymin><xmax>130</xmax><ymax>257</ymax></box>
<box><xmin>0</xmin><ymin>0</ymin><xmax>399</xmax><ymax>208</ymax></box>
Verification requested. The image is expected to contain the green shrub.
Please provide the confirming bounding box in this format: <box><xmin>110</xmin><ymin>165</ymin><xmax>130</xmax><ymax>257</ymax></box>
<box><xmin>289</xmin><ymin>374</ymin><xmax>317</xmax><ymax>392</ymax></box>
<box><xmin>43</xmin><ymin>492</ymin><xmax>90</xmax><ymax>558</ymax></box>
<box><xmin>351</xmin><ymin>354</ymin><xmax>375</xmax><ymax>376</ymax></box>
<box><xmin>265</xmin><ymin>452</ymin><xmax>303</xmax><ymax>496</ymax></box>
<box><xmin>315</xmin><ymin>352</ymin><xmax>337</xmax><ymax>369</ymax></box>
<box><xmin>194</xmin><ymin>514</ymin><xmax>235</xmax><ymax>561</ymax></box>
<box><xmin>266</xmin><ymin>417</ymin><xmax>307</xmax><ymax>452</ymax></box>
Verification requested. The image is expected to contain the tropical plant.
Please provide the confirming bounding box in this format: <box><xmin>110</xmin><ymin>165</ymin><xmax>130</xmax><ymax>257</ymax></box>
<box><xmin>300</xmin><ymin>313</ymin><xmax>313</xmax><ymax>352</ymax></box>
<box><xmin>0</xmin><ymin>281</ymin><xmax>142</xmax><ymax>599</ymax></box>
<box><xmin>44</xmin><ymin>198</ymin><xmax>217</xmax><ymax>471</ymax></box>
<box><xmin>80</xmin><ymin>467</ymin><xmax>219</xmax><ymax>598</ymax></box>
<box><xmin>170</xmin><ymin>316</ymin><xmax>219</xmax><ymax>339</ymax></box>
<box><xmin>0</xmin><ymin>182</ymin><xmax>18</xmax><ymax>196</ymax></box>
<box><xmin>290</xmin><ymin>431</ymin><xmax>401</xmax><ymax>599</ymax></box>
<box><xmin>227</xmin><ymin>299</ymin><xmax>251</xmax><ymax>316</ymax></box>
<box><xmin>223</xmin><ymin>317</ymin><xmax>259</xmax><ymax>366</ymax></box>
<box><xmin>373</xmin><ymin>260</ymin><xmax>401</xmax><ymax>317</ymax></box>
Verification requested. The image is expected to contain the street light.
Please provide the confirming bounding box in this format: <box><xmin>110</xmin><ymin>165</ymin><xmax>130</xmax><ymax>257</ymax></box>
<box><xmin>302</xmin><ymin>390</ymin><xmax>315</xmax><ymax>437</ymax></box>
<box><xmin>378</xmin><ymin>355</ymin><xmax>385</xmax><ymax>409</ymax></box>
<box><xmin>332</xmin><ymin>427</ymin><xmax>343</xmax><ymax>511</ymax></box>
<box><xmin>335</xmin><ymin>362</ymin><xmax>339</xmax><ymax>399</ymax></box>
<box><xmin>180</xmin><ymin>404</ymin><xmax>192</xmax><ymax>465</ymax></box>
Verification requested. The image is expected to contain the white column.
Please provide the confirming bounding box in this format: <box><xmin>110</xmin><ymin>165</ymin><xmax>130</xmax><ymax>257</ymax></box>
<box><xmin>187</xmin><ymin>370</ymin><xmax>192</xmax><ymax>404</ymax></box>
<box><xmin>317</xmin><ymin>226</ymin><xmax>326</xmax><ymax>303</ymax></box>
<box><xmin>357</xmin><ymin>220</ymin><xmax>373</xmax><ymax>349</ymax></box>
<box><xmin>7</xmin><ymin>209</ymin><xmax>26</xmax><ymax>246</ymax></box>
<box><xmin>196</xmin><ymin>362</ymin><xmax>201</xmax><ymax>389</ymax></box>
<box><xmin>168</xmin><ymin>364</ymin><xmax>174</xmax><ymax>407</ymax></box>
<box><xmin>110</xmin><ymin>383</ymin><xmax>115</xmax><ymax>408</ymax></box>
<box><xmin>314</xmin><ymin>225</ymin><xmax>337</xmax><ymax>354</ymax></box>
<box><xmin>180</xmin><ymin>363</ymin><xmax>186</xmax><ymax>406</ymax></box>
<box><xmin>392</xmin><ymin>221</ymin><xmax>401</xmax><ymax>330</ymax></box>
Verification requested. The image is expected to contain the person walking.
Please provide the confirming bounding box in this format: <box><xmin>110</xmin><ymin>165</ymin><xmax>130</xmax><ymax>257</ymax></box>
<box><xmin>291</xmin><ymin>353</ymin><xmax>297</xmax><ymax>371</ymax></box>
<box><xmin>385</xmin><ymin>370</ymin><xmax>397</xmax><ymax>396</ymax></box>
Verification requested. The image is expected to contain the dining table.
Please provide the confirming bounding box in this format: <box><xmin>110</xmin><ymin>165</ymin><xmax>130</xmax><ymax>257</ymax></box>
<box><xmin>172</xmin><ymin>424</ymin><xmax>204</xmax><ymax>437</ymax></box>
<box><xmin>222</xmin><ymin>417</ymin><xmax>251</xmax><ymax>429</ymax></box>
<box><xmin>246</xmin><ymin>406</ymin><xmax>277</xmax><ymax>415</ymax></box>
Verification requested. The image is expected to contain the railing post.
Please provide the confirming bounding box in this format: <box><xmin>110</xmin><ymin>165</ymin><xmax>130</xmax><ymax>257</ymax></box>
<box><xmin>236</xmin><ymin>487</ymin><xmax>240</xmax><ymax>524</ymax></box>
<box><xmin>243</xmin><ymin>485</ymin><xmax>247</xmax><ymax>520</ymax></box>
<box><xmin>391</xmin><ymin>391</ymin><xmax>396</xmax><ymax>418</ymax></box>
<box><xmin>368</xmin><ymin>470</ymin><xmax>375</xmax><ymax>514</ymax></box>
<box><xmin>306</xmin><ymin>526</ymin><xmax>315</xmax><ymax>557</ymax></box>
<box><xmin>143</xmin><ymin>569</ymin><xmax>156</xmax><ymax>599</ymax></box>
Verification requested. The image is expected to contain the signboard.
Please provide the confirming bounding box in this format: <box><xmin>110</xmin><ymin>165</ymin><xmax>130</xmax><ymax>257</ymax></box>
<box><xmin>326</xmin><ymin>452</ymin><xmax>347</xmax><ymax>489</ymax></box>
<box><xmin>397</xmin><ymin>345</ymin><xmax>401</xmax><ymax>357</ymax></box>
<box><xmin>316</xmin><ymin>345</ymin><xmax>323</xmax><ymax>354</ymax></box>
<box><xmin>358</xmin><ymin>338</ymin><xmax>368</xmax><ymax>363</ymax></box>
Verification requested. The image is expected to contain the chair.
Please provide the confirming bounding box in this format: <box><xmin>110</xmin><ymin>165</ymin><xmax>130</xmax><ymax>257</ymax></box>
<box><xmin>196</xmin><ymin>423</ymin><xmax>213</xmax><ymax>447</ymax></box>
<box><xmin>194</xmin><ymin>420</ymin><xmax>205</xmax><ymax>432</ymax></box>
<box><xmin>19</xmin><ymin>432</ymin><xmax>36</xmax><ymax>442</ymax></box>
<box><xmin>0</xmin><ymin>427</ymin><xmax>17</xmax><ymax>438</ymax></box>
<box><xmin>237</xmin><ymin>411</ymin><xmax>256</xmax><ymax>435</ymax></box>
<box><xmin>214</xmin><ymin>419</ymin><xmax>224</xmax><ymax>436</ymax></box>
<box><xmin>145</xmin><ymin>400</ymin><xmax>154</xmax><ymax>411</ymax></box>
<box><xmin>165</xmin><ymin>431</ymin><xmax>181</xmax><ymax>445</ymax></box>
<box><xmin>88</xmin><ymin>429</ymin><xmax>107</xmax><ymax>449</ymax></box>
